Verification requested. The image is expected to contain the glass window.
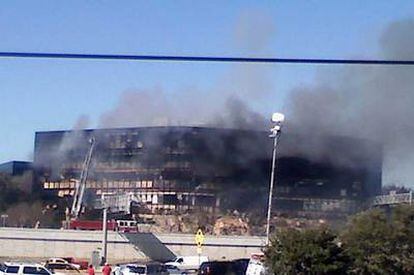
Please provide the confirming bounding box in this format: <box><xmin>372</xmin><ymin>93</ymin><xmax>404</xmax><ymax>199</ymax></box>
<box><xmin>146</xmin><ymin>266</ymin><xmax>156</xmax><ymax>273</ymax></box>
<box><xmin>45</xmin><ymin>264</ymin><xmax>62</xmax><ymax>270</ymax></box>
<box><xmin>127</xmin><ymin>266</ymin><xmax>145</xmax><ymax>273</ymax></box>
<box><xmin>6</xmin><ymin>266</ymin><xmax>19</xmax><ymax>273</ymax></box>
<box><xmin>23</xmin><ymin>267</ymin><xmax>50</xmax><ymax>275</ymax></box>
<box><xmin>47</xmin><ymin>264</ymin><xmax>77</xmax><ymax>271</ymax></box>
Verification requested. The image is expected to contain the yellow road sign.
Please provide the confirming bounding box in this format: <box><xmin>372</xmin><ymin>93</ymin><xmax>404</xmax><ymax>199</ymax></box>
<box><xmin>195</xmin><ymin>229</ymin><xmax>205</xmax><ymax>247</ymax></box>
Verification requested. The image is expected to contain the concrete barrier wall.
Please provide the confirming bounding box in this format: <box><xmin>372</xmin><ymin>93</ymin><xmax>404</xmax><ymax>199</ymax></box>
<box><xmin>0</xmin><ymin>228</ymin><xmax>146</xmax><ymax>261</ymax></box>
<box><xmin>156</xmin><ymin>233</ymin><xmax>265</xmax><ymax>260</ymax></box>
<box><xmin>0</xmin><ymin>228</ymin><xmax>265</xmax><ymax>261</ymax></box>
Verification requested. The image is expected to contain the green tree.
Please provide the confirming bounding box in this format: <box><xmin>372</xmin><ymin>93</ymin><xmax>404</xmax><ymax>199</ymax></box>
<box><xmin>0</xmin><ymin>174</ymin><xmax>24</xmax><ymax>211</ymax></box>
<box><xmin>264</xmin><ymin>227</ymin><xmax>348</xmax><ymax>275</ymax></box>
<box><xmin>0</xmin><ymin>173</ymin><xmax>62</xmax><ymax>228</ymax></box>
<box><xmin>341</xmin><ymin>206</ymin><xmax>414</xmax><ymax>274</ymax></box>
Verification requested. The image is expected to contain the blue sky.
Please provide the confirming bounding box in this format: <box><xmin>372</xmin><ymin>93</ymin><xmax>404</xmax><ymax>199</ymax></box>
<box><xmin>1</xmin><ymin>0</ymin><xmax>414</xmax><ymax>163</ymax></box>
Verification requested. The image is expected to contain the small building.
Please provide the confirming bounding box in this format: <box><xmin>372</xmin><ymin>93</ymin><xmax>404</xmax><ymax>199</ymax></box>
<box><xmin>0</xmin><ymin>161</ymin><xmax>32</xmax><ymax>176</ymax></box>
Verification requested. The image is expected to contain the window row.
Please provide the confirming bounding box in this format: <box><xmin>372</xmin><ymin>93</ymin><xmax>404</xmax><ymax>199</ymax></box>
<box><xmin>44</xmin><ymin>180</ymin><xmax>154</xmax><ymax>190</ymax></box>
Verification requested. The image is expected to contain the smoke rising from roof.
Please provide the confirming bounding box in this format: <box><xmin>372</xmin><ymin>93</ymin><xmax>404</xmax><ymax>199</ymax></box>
<box><xmin>97</xmin><ymin>10</ymin><xmax>274</xmax><ymax>130</ymax></box>
<box><xmin>74</xmin><ymin>15</ymin><xmax>414</xmax><ymax>186</ymax></box>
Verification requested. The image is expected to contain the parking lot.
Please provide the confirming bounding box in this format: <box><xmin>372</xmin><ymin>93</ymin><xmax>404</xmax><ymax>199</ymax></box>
<box><xmin>0</xmin><ymin>255</ymin><xmax>260</xmax><ymax>275</ymax></box>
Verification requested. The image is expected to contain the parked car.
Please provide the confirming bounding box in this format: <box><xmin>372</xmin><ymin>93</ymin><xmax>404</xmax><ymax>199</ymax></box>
<box><xmin>44</xmin><ymin>259</ymin><xmax>80</xmax><ymax>270</ymax></box>
<box><xmin>165</xmin><ymin>256</ymin><xmax>208</xmax><ymax>271</ymax></box>
<box><xmin>245</xmin><ymin>253</ymin><xmax>269</xmax><ymax>275</ymax></box>
<box><xmin>61</xmin><ymin>258</ymin><xmax>88</xmax><ymax>270</ymax></box>
<box><xmin>231</xmin><ymin>259</ymin><xmax>249</xmax><ymax>275</ymax></box>
<box><xmin>0</xmin><ymin>262</ymin><xmax>53</xmax><ymax>275</ymax></box>
<box><xmin>119</xmin><ymin>263</ymin><xmax>168</xmax><ymax>275</ymax></box>
<box><xmin>43</xmin><ymin>263</ymin><xmax>80</xmax><ymax>275</ymax></box>
<box><xmin>164</xmin><ymin>265</ymin><xmax>188</xmax><ymax>275</ymax></box>
<box><xmin>0</xmin><ymin>263</ymin><xmax>7</xmax><ymax>275</ymax></box>
<box><xmin>198</xmin><ymin>261</ymin><xmax>239</xmax><ymax>275</ymax></box>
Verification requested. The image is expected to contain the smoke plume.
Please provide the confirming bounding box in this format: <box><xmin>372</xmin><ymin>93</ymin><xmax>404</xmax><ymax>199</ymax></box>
<box><xmin>286</xmin><ymin>19</ymin><xmax>414</xmax><ymax>186</ymax></box>
<box><xmin>98</xmin><ymin>10</ymin><xmax>274</xmax><ymax>130</ymax></box>
<box><xmin>74</xmin><ymin>15</ymin><xmax>414</xmax><ymax>186</ymax></box>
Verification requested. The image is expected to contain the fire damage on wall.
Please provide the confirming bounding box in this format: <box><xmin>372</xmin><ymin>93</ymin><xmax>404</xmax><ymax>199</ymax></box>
<box><xmin>33</xmin><ymin>126</ymin><xmax>382</xmax><ymax>234</ymax></box>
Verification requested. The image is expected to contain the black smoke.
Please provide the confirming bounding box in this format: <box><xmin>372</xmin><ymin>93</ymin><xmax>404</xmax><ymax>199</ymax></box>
<box><xmin>286</xmin><ymin>19</ymin><xmax>414</xmax><ymax>186</ymax></box>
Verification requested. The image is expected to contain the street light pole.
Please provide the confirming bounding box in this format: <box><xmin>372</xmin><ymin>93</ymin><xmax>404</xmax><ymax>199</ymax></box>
<box><xmin>100</xmin><ymin>193</ymin><xmax>109</xmax><ymax>265</ymax></box>
<box><xmin>265</xmin><ymin>113</ymin><xmax>284</xmax><ymax>246</ymax></box>
<box><xmin>1</xmin><ymin>214</ymin><xmax>8</xmax><ymax>227</ymax></box>
<box><xmin>101</xmin><ymin>207</ymin><xmax>108</xmax><ymax>264</ymax></box>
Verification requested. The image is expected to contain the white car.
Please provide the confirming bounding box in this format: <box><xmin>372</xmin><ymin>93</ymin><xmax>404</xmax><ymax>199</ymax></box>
<box><xmin>120</xmin><ymin>265</ymin><xmax>146</xmax><ymax>275</ymax></box>
<box><xmin>43</xmin><ymin>263</ymin><xmax>80</xmax><ymax>275</ymax></box>
<box><xmin>165</xmin><ymin>256</ymin><xmax>208</xmax><ymax>271</ymax></box>
<box><xmin>44</xmin><ymin>259</ymin><xmax>80</xmax><ymax>270</ymax></box>
<box><xmin>245</xmin><ymin>253</ymin><xmax>270</xmax><ymax>275</ymax></box>
<box><xmin>119</xmin><ymin>264</ymin><xmax>168</xmax><ymax>275</ymax></box>
<box><xmin>164</xmin><ymin>265</ymin><xmax>188</xmax><ymax>275</ymax></box>
<box><xmin>0</xmin><ymin>262</ymin><xmax>53</xmax><ymax>275</ymax></box>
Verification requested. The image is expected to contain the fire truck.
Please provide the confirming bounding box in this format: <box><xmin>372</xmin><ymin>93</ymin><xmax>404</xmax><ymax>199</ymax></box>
<box><xmin>68</xmin><ymin>219</ymin><xmax>138</xmax><ymax>232</ymax></box>
<box><xmin>64</xmin><ymin>138</ymin><xmax>138</xmax><ymax>233</ymax></box>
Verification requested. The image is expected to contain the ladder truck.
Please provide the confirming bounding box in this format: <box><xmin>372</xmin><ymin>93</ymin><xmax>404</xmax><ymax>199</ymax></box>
<box><xmin>65</xmin><ymin>138</ymin><xmax>140</xmax><ymax>231</ymax></box>
<box><xmin>65</xmin><ymin>137</ymin><xmax>96</xmax><ymax>228</ymax></box>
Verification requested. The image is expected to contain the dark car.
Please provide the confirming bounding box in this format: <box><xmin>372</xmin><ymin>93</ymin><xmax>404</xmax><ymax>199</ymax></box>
<box><xmin>198</xmin><ymin>261</ymin><xmax>239</xmax><ymax>275</ymax></box>
<box><xmin>232</xmin><ymin>259</ymin><xmax>249</xmax><ymax>275</ymax></box>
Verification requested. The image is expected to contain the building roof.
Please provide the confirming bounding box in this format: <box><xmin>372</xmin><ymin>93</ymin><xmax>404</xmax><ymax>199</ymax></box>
<box><xmin>0</xmin><ymin>161</ymin><xmax>32</xmax><ymax>176</ymax></box>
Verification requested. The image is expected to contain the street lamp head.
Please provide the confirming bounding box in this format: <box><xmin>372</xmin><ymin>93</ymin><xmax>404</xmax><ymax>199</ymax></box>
<box><xmin>271</xmin><ymin>112</ymin><xmax>285</xmax><ymax>123</ymax></box>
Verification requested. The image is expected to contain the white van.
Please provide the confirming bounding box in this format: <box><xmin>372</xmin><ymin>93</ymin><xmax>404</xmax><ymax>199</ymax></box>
<box><xmin>245</xmin><ymin>253</ymin><xmax>269</xmax><ymax>275</ymax></box>
<box><xmin>165</xmin><ymin>256</ymin><xmax>208</xmax><ymax>270</ymax></box>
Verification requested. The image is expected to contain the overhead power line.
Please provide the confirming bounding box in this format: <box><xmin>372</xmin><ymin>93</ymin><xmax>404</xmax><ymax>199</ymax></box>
<box><xmin>1</xmin><ymin>51</ymin><xmax>414</xmax><ymax>65</ymax></box>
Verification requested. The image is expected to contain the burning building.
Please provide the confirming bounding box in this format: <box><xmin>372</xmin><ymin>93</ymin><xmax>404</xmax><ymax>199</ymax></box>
<box><xmin>33</xmin><ymin>126</ymin><xmax>382</xmax><ymax>217</ymax></box>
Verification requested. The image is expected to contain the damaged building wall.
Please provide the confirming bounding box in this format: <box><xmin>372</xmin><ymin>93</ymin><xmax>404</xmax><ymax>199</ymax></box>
<box><xmin>33</xmin><ymin>126</ymin><xmax>382</xmax><ymax>218</ymax></box>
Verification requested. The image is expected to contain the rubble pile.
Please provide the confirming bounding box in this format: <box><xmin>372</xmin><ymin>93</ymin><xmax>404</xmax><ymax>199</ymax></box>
<box><xmin>149</xmin><ymin>211</ymin><xmax>215</xmax><ymax>234</ymax></box>
<box><xmin>213</xmin><ymin>216</ymin><xmax>250</xmax><ymax>235</ymax></box>
<box><xmin>273</xmin><ymin>216</ymin><xmax>327</xmax><ymax>230</ymax></box>
<box><xmin>139</xmin><ymin>211</ymin><xmax>333</xmax><ymax>236</ymax></box>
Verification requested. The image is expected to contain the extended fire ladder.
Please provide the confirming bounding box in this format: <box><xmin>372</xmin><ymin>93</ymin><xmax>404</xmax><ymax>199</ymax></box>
<box><xmin>70</xmin><ymin>137</ymin><xmax>96</xmax><ymax>219</ymax></box>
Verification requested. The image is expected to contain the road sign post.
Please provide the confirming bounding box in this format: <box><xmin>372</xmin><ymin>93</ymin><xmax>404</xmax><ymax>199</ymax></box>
<box><xmin>195</xmin><ymin>229</ymin><xmax>205</xmax><ymax>267</ymax></box>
